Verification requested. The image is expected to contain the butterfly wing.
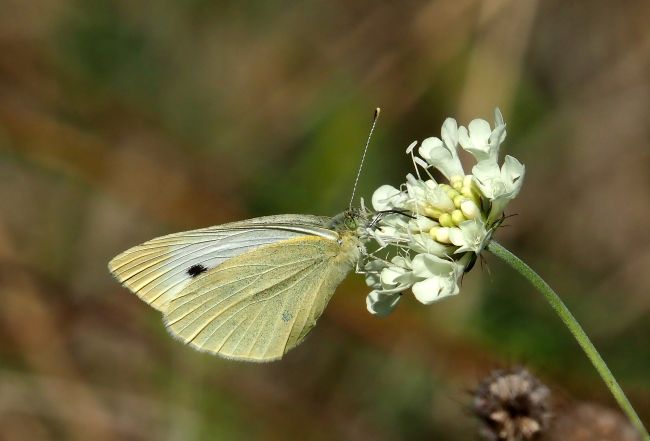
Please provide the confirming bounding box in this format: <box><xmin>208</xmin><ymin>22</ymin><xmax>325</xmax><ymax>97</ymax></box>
<box><xmin>163</xmin><ymin>234</ymin><xmax>361</xmax><ymax>361</ymax></box>
<box><xmin>108</xmin><ymin>215</ymin><xmax>336</xmax><ymax>311</ymax></box>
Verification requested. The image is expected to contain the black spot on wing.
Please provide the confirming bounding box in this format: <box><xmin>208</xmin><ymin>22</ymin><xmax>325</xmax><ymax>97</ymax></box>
<box><xmin>187</xmin><ymin>264</ymin><xmax>208</xmax><ymax>278</ymax></box>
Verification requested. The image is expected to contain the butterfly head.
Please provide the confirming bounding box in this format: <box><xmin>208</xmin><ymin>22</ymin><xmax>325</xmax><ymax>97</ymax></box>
<box><xmin>328</xmin><ymin>208</ymin><xmax>369</xmax><ymax>234</ymax></box>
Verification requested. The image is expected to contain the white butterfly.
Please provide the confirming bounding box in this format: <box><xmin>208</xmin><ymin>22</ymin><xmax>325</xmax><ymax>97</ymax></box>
<box><xmin>108</xmin><ymin>211</ymin><xmax>367</xmax><ymax>362</ymax></box>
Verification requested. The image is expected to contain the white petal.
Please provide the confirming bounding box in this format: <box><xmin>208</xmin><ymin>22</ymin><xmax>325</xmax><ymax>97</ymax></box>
<box><xmin>419</xmin><ymin>137</ymin><xmax>464</xmax><ymax>180</ymax></box>
<box><xmin>489</xmin><ymin>123</ymin><xmax>507</xmax><ymax>161</ymax></box>
<box><xmin>410</xmin><ymin>255</ymin><xmax>463</xmax><ymax>304</ymax></box>
<box><xmin>418</xmin><ymin>136</ymin><xmax>442</xmax><ymax>159</ymax></box>
<box><xmin>458</xmin><ymin>126</ymin><xmax>471</xmax><ymax>152</ymax></box>
<box><xmin>502</xmin><ymin>155</ymin><xmax>525</xmax><ymax>193</ymax></box>
<box><xmin>363</xmin><ymin>260</ymin><xmax>388</xmax><ymax>289</ymax></box>
<box><xmin>486</xmin><ymin>156</ymin><xmax>525</xmax><ymax>222</ymax></box>
<box><xmin>408</xmin><ymin>233</ymin><xmax>450</xmax><ymax>256</ymax></box>
<box><xmin>489</xmin><ymin>124</ymin><xmax>507</xmax><ymax>153</ymax></box>
<box><xmin>491</xmin><ymin>108</ymin><xmax>507</xmax><ymax>149</ymax></box>
<box><xmin>494</xmin><ymin>108</ymin><xmax>504</xmax><ymax>127</ymax></box>
<box><xmin>471</xmin><ymin>160</ymin><xmax>502</xmax><ymax>198</ymax></box>
<box><xmin>380</xmin><ymin>265</ymin><xmax>408</xmax><ymax>287</ymax></box>
<box><xmin>448</xmin><ymin>219</ymin><xmax>488</xmax><ymax>253</ymax></box>
<box><xmin>471</xmin><ymin>156</ymin><xmax>525</xmax><ymax>222</ymax></box>
<box><xmin>372</xmin><ymin>185</ymin><xmax>402</xmax><ymax>211</ymax></box>
<box><xmin>390</xmin><ymin>255</ymin><xmax>412</xmax><ymax>269</ymax></box>
<box><xmin>366</xmin><ymin>290</ymin><xmax>401</xmax><ymax>316</ymax></box>
<box><xmin>411</xmin><ymin>275</ymin><xmax>459</xmax><ymax>305</ymax></box>
<box><xmin>468</xmin><ymin>119</ymin><xmax>492</xmax><ymax>145</ymax></box>
<box><xmin>441</xmin><ymin>117</ymin><xmax>459</xmax><ymax>149</ymax></box>
<box><xmin>411</xmin><ymin>253</ymin><xmax>453</xmax><ymax>279</ymax></box>
<box><xmin>459</xmin><ymin>119</ymin><xmax>492</xmax><ymax>162</ymax></box>
<box><xmin>411</xmin><ymin>277</ymin><xmax>443</xmax><ymax>304</ymax></box>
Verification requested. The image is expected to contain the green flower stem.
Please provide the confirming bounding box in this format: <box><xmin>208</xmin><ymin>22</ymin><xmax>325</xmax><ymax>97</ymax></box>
<box><xmin>487</xmin><ymin>240</ymin><xmax>649</xmax><ymax>441</ymax></box>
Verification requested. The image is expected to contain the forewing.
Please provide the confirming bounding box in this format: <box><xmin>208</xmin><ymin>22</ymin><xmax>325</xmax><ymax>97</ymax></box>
<box><xmin>163</xmin><ymin>236</ymin><xmax>353</xmax><ymax>362</ymax></box>
<box><xmin>108</xmin><ymin>215</ymin><xmax>336</xmax><ymax>311</ymax></box>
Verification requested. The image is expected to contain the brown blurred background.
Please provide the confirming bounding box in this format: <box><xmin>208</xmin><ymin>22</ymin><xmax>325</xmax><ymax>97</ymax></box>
<box><xmin>0</xmin><ymin>0</ymin><xmax>649</xmax><ymax>440</ymax></box>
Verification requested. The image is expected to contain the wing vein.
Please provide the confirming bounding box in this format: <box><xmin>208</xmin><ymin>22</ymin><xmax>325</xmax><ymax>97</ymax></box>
<box><xmin>167</xmin><ymin>257</ymin><xmax>319</xmax><ymax>316</ymax></box>
<box><xmin>173</xmin><ymin>258</ymin><xmax>316</xmax><ymax>335</ymax></box>
<box><xmin>280</xmin><ymin>258</ymin><xmax>332</xmax><ymax>356</ymax></box>
<box><xmin>191</xmin><ymin>262</ymin><xmax>323</xmax><ymax>349</ymax></box>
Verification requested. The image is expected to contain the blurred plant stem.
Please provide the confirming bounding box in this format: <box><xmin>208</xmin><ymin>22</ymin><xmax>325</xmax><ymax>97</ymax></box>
<box><xmin>487</xmin><ymin>241</ymin><xmax>650</xmax><ymax>441</ymax></box>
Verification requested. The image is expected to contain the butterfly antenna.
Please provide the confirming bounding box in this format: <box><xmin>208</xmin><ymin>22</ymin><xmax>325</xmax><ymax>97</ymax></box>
<box><xmin>349</xmin><ymin>107</ymin><xmax>381</xmax><ymax>210</ymax></box>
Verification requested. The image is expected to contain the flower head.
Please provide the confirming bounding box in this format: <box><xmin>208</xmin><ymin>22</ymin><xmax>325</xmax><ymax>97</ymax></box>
<box><xmin>473</xmin><ymin>367</ymin><xmax>552</xmax><ymax>441</ymax></box>
<box><xmin>360</xmin><ymin>108</ymin><xmax>524</xmax><ymax>315</ymax></box>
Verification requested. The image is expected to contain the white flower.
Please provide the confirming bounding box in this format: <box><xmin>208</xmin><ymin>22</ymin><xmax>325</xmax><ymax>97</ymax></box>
<box><xmin>459</xmin><ymin>108</ymin><xmax>507</xmax><ymax>162</ymax></box>
<box><xmin>364</xmin><ymin>253</ymin><xmax>464</xmax><ymax>315</ymax></box>
<box><xmin>472</xmin><ymin>155</ymin><xmax>525</xmax><ymax>222</ymax></box>
<box><xmin>448</xmin><ymin>218</ymin><xmax>489</xmax><ymax>254</ymax></box>
<box><xmin>410</xmin><ymin>254</ymin><xmax>463</xmax><ymax>304</ymax></box>
<box><xmin>360</xmin><ymin>108</ymin><xmax>525</xmax><ymax>316</ymax></box>
<box><xmin>418</xmin><ymin>118</ymin><xmax>465</xmax><ymax>180</ymax></box>
<box><xmin>365</xmin><ymin>256</ymin><xmax>415</xmax><ymax>316</ymax></box>
<box><xmin>372</xmin><ymin>184</ymin><xmax>407</xmax><ymax>211</ymax></box>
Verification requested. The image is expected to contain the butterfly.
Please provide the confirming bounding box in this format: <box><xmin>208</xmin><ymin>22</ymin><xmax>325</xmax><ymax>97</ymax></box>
<box><xmin>108</xmin><ymin>211</ymin><xmax>367</xmax><ymax>362</ymax></box>
<box><xmin>109</xmin><ymin>109</ymin><xmax>381</xmax><ymax>362</ymax></box>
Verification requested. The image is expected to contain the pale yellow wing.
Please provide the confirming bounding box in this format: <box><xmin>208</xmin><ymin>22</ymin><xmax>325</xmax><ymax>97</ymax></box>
<box><xmin>163</xmin><ymin>234</ymin><xmax>361</xmax><ymax>362</ymax></box>
<box><xmin>108</xmin><ymin>215</ymin><xmax>336</xmax><ymax>311</ymax></box>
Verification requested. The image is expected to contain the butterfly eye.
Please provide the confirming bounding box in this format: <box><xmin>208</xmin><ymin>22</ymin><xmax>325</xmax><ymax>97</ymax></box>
<box><xmin>344</xmin><ymin>209</ymin><xmax>366</xmax><ymax>229</ymax></box>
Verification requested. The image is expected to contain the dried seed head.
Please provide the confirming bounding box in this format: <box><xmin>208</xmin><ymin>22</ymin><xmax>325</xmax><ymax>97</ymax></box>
<box><xmin>473</xmin><ymin>367</ymin><xmax>552</xmax><ymax>441</ymax></box>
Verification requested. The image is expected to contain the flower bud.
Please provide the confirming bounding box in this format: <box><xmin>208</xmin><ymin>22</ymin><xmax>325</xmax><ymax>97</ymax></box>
<box><xmin>424</xmin><ymin>207</ymin><xmax>443</xmax><ymax>218</ymax></box>
<box><xmin>438</xmin><ymin>213</ymin><xmax>453</xmax><ymax>227</ymax></box>
<box><xmin>461</xmin><ymin>186</ymin><xmax>475</xmax><ymax>199</ymax></box>
<box><xmin>451</xmin><ymin>209</ymin><xmax>466</xmax><ymax>225</ymax></box>
<box><xmin>460</xmin><ymin>200</ymin><xmax>480</xmax><ymax>219</ymax></box>
<box><xmin>447</xmin><ymin>189</ymin><xmax>459</xmax><ymax>199</ymax></box>
<box><xmin>435</xmin><ymin>227</ymin><xmax>450</xmax><ymax>243</ymax></box>
<box><xmin>453</xmin><ymin>195</ymin><xmax>466</xmax><ymax>208</ymax></box>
